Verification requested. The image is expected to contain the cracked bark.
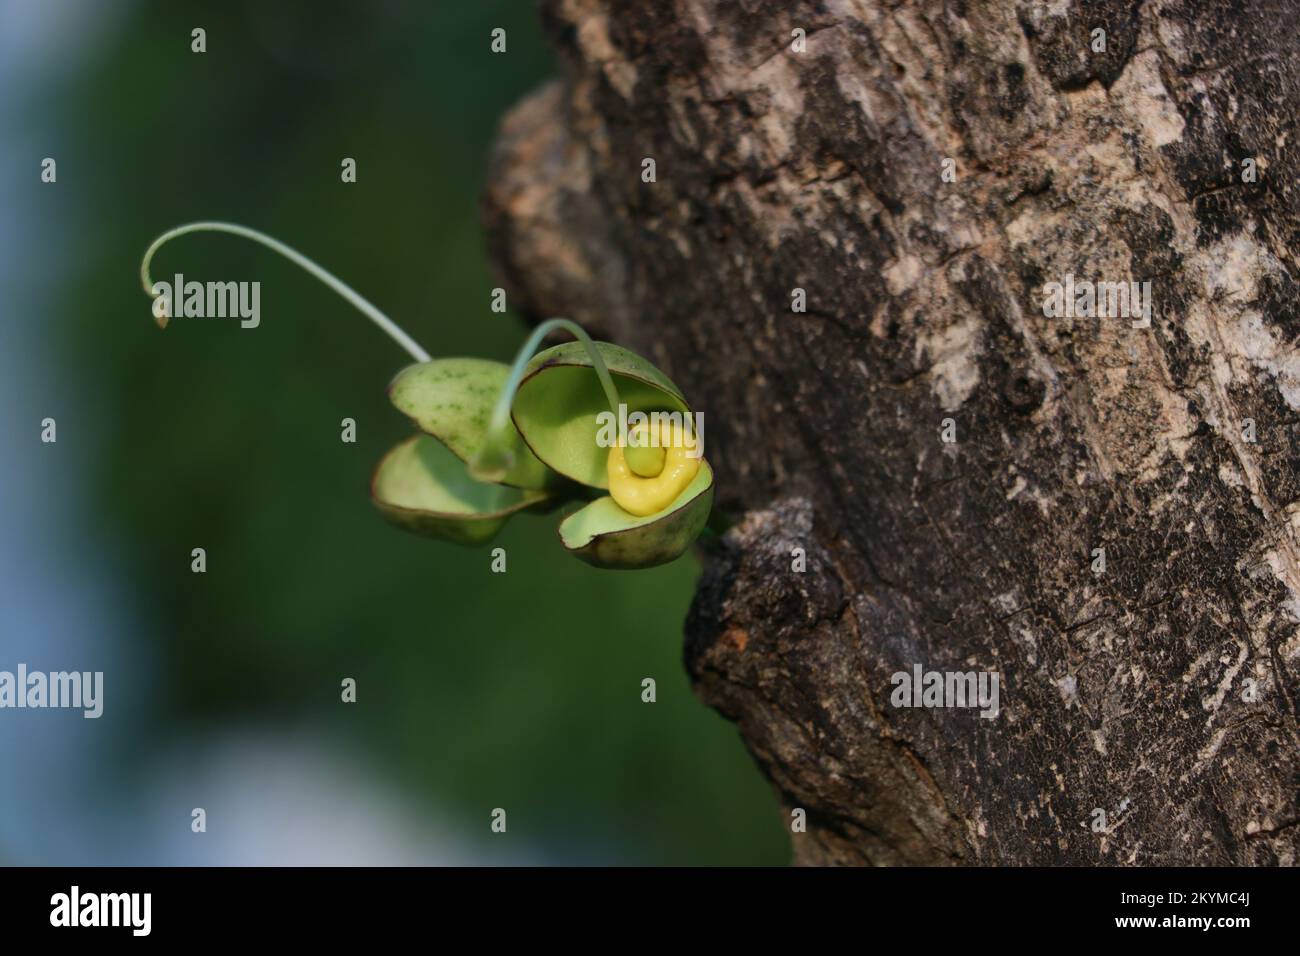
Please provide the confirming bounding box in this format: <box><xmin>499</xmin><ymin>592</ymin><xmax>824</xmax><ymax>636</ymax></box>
<box><xmin>484</xmin><ymin>0</ymin><xmax>1300</xmax><ymax>864</ymax></box>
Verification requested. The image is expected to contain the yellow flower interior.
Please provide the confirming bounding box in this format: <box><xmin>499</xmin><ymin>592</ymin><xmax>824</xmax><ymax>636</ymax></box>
<box><xmin>607</xmin><ymin>419</ymin><xmax>701</xmax><ymax>517</ymax></box>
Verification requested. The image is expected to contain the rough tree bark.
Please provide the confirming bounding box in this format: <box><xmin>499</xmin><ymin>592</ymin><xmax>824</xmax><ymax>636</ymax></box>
<box><xmin>484</xmin><ymin>0</ymin><xmax>1300</xmax><ymax>865</ymax></box>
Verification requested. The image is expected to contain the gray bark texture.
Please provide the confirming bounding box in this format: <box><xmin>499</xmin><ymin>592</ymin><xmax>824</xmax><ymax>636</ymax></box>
<box><xmin>483</xmin><ymin>0</ymin><xmax>1300</xmax><ymax>865</ymax></box>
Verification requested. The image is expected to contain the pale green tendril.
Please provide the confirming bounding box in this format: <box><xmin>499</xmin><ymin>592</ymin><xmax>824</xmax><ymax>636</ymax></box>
<box><xmin>139</xmin><ymin>221</ymin><xmax>432</xmax><ymax>363</ymax></box>
<box><xmin>469</xmin><ymin>318</ymin><xmax>622</xmax><ymax>483</ymax></box>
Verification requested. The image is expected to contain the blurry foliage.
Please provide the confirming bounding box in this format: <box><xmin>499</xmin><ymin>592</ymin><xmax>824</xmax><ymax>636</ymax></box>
<box><xmin>42</xmin><ymin>0</ymin><xmax>784</xmax><ymax>863</ymax></box>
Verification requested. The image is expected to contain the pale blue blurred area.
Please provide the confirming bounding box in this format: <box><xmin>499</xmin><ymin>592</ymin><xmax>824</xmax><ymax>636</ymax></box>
<box><xmin>0</xmin><ymin>0</ymin><xmax>144</xmax><ymax>865</ymax></box>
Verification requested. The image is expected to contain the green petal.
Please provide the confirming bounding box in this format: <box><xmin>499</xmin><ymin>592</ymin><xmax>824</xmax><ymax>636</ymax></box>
<box><xmin>558</xmin><ymin>460</ymin><xmax>713</xmax><ymax>569</ymax></box>
<box><xmin>512</xmin><ymin>342</ymin><xmax>692</xmax><ymax>488</ymax></box>
<box><xmin>388</xmin><ymin>358</ymin><xmax>553</xmax><ymax>490</ymax></box>
<box><xmin>372</xmin><ymin>435</ymin><xmax>547</xmax><ymax>546</ymax></box>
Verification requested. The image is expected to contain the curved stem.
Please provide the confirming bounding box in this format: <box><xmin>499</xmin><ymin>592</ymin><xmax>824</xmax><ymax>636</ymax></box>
<box><xmin>140</xmin><ymin>221</ymin><xmax>431</xmax><ymax>363</ymax></box>
<box><xmin>486</xmin><ymin>317</ymin><xmax>621</xmax><ymax>434</ymax></box>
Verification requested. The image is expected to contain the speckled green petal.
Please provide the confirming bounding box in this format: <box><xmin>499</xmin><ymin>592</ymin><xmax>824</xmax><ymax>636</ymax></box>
<box><xmin>388</xmin><ymin>358</ymin><xmax>553</xmax><ymax>490</ymax></box>
<box><xmin>371</xmin><ymin>435</ymin><xmax>547</xmax><ymax>545</ymax></box>
<box><xmin>559</xmin><ymin>460</ymin><xmax>713</xmax><ymax>569</ymax></box>
<box><xmin>512</xmin><ymin>342</ymin><xmax>692</xmax><ymax>489</ymax></box>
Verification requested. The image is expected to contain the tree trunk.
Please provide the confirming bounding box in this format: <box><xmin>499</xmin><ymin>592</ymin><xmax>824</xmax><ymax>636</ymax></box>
<box><xmin>484</xmin><ymin>0</ymin><xmax>1300</xmax><ymax>865</ymax></box>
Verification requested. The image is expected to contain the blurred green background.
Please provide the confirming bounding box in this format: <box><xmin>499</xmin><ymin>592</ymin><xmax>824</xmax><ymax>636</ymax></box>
<box><xmin>0</xmin><ymin>0</ymin><xmax>785</xmax><ymax>864</ymax></box>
